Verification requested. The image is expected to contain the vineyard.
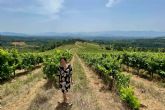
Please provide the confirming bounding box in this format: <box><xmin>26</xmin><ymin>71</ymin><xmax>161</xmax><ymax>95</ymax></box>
<box><xmin>122</xmin><ymin>52</ymin><xmax>165</xmax><ymax>79</ymax></box>
<box><xmin>0</xmin><ymin>42</ymin><xmax>165</xmax><ymax>110</ymax></box>
<box><xmin>0</xmin><ymin>49</ymin><xmax>43</xmax><ymax>81</ymax></box>
<box><xmin>79</xmin><ymin>52</ymin><xmax>140</xmax><ymax>109</ymax></box>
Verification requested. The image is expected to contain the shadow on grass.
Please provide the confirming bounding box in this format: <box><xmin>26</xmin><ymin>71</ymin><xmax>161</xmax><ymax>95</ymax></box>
<box><xmin>27</xmin><ymin>91</ymin><xmax>49</xmax><ymax>110</ymax></box>
<box><xmin>55</xmin><ymin>102</ymin><xmax>72</xmax><ymax>110</ymax></box>
<box><xmin>27</xmin><ymin>77</ymin><xmax>61</xmax><ymax>110</ymax></box>
<box><xmin>43</xmin><ymin>79</ymin><xmax>54</xmax><ymax>90</ymax></box>
<box><xmin>43</xmin><ymin>78</ymin><xmax>60</xmax><ymax>90</ymax></box>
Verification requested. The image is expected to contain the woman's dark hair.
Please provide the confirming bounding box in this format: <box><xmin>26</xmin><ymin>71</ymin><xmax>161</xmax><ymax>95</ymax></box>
<box><xmin>60</xmin><ymin>57</ymin><xmax>67</xmax><ymax>62</ymax></box>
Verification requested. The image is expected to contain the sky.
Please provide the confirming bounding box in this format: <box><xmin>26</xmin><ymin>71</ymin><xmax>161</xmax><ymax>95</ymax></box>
<box><xmin>0</xmin><ymin>0</ymin><xmax>165</xmax><ymax>34</ymax></box>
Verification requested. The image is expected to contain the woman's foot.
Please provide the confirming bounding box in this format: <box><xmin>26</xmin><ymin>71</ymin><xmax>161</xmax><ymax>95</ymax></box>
<box><xmin>63</xmin><ymin>96</ymin><xmax>67</xmax><ymax>103</ymax></box>
<box><xmin>68</xmin><ymin>102</ymin><xmax>73</xmax><ymax>106</ymax></box>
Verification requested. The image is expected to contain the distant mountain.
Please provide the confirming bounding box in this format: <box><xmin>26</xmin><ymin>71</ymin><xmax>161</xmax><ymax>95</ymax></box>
<box><xmin>0</xmin><ymin>32</ymin><xmax>27</xmax><ymax>37</ymax></box>
<box><xmin>35</xmin><ymin>32</ymin><xmax>75</xmax><ymax>37</ymax></box>
<box><xmin>37</xmin><ymin>31</ymin><xmax>165</xmax><ymax>38</ymax></box>
<box><xmin>95</xmin><ymin>31</ymin><xmax>165</xmax><ymax>37</ymax></box>
<box><xmin>1</xmin><ymin>31</ymin><xmax>165</xmax><ymax>39</ymax></box>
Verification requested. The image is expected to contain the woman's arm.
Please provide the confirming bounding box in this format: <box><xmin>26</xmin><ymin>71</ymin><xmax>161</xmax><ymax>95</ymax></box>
<box><xmin>70</xmin><ymin>65</ymin><xmax>73</xmax><ymax>84</ymax></box>
<box><xmin>57</xmin><ymin>67</ymin><xmax>61</xmax><ymax>84</ymax></box>
<box><xmin>70</xmin><ymin>75</ymin><xmax>73</xmax><ymax>84</ymax></box>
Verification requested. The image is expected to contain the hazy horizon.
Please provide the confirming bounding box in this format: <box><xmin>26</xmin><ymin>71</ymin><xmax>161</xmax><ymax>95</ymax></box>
<box><xmin>0</xmin><ymin>0</ymin><xmax>165</xmax><ymax>34</ymax></box>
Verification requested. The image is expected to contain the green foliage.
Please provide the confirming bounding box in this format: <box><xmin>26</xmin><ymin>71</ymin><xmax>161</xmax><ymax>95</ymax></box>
<box><xmin>21</xmin><ymin>54</ymin><xmax>42</xmax><ymax>70</ymax></box>
<box><xmin>43</xmin><ymin>61</ymin><xmax>58</xmax><ymax>79</ymax></box>
<box><xmin>43</xmin><ymin>49</ymin><xmax>72</xmax><ymax>79</ymax></box>
<box><xmin>0</xmin><ymin>48</ymin><xmax>72</xmax><ymax>81</ymax></box>
<box><xmin>115</xmin><ymin>73</ymin><xmax>130</xmax><ymax>89</ymax></box>
<box><xmin>0</xmin><ymin>49</ymin><xmax>12</xmax><ymax>80</ymax></box>
<box><xmin>120</xmin><ymin>87</ymin><xmax>140</xmax><ymax>110</ymax></box>
<box><xmin>159</xmin><ymin>71</ymin><xmax>165</xmax><ymax>79</ymax></box>
<box><xmin>122</xmin><ymin>52</ymin><xmax>165</xmax><ymax>79</ymax></box>
<box><xmin>95</xmin><ymin>38</ymin><xmax>165</xmax><ymax>52</ymax></box>
<box><xmin>8</xmin><ymin>49</ymin><xmax>20</xmax><ymax>75</ymax></box>
<box><xmin>0</xmin><ymin>48</ymin><xmax>44</xmax><ymax>81</ymax></box>
<box><xmin>79</xmin><ymin>52</ymin><xmax>140</xmax><ymax>110</ymax></box>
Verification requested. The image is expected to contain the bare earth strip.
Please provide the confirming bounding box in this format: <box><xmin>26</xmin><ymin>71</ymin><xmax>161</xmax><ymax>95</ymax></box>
<box><xmin>123</xmin><ymin>72</ymin><xmax>165</xmax><ymax>110</ymax></box>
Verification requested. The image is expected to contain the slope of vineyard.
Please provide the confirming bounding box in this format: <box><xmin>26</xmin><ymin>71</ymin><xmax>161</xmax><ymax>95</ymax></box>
<box><xmin>76</xmin><ymin>42</ymin><xmax>165</xmax><ymax>110</ymax></box>
<box><xmin>0</xmin><ymin>42</ymin><xmax>165</xmax><ymax>110</ymax></box>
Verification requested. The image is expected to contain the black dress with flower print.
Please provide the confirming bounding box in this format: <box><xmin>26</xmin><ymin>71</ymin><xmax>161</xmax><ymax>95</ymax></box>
<box><xmin>58</xmin><ymin>64</ymin><xmax>72</xmax><ymax>93</ymax></box>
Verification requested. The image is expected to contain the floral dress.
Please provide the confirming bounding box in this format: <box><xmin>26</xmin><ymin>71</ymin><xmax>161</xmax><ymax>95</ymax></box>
<box><xmin>58</xmin><ymin>64</ymin><xmax>72</xmax><ymax>93</ymax></box>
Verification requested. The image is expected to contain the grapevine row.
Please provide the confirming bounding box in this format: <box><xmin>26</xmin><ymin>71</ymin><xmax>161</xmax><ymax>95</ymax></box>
<box><xmin>121</xmin><ymin>52</ymin><xmax>165</xmax><ymax>79</ymax></box>
<box><xmin>79</xmin><ymin>53</ymin><xmax>140</xmax><ymax>110</ymax></box>
<box><xmin>0</xmin><ymin>48</ymin><xmax>72</xmax><ymax>82</ymax></box>
<box><xmin>0</xmin><ymin>48</ymin><xmax>43</xmax><ymax>81</ymax></box>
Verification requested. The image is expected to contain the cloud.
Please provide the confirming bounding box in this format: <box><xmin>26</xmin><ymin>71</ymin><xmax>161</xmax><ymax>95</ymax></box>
<box><xmin>0</xmin><ymin>0</ymin><xmax>64</xmax><ymax>18</ymax></box>
<box><xmin>106</xmin><ymin>0</ymin><xmax>120</xmax><ymax>8</ymax></box>
<box><xmin>37</xmin><ymin>0</ymin><xmax>64</xmax><ymax>15</ymax></box>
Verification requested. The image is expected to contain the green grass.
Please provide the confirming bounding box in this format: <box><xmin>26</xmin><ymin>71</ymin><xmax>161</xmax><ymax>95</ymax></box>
<box><xmin>71</xmin><ymin>55</ymin><xmax>100</xmax><ymax>110</ymax></box>
<box><xmin>57</xmin><ymin>44</ymin><xmax>75</xmax><ymax>50</ymax></box>
<box><xmin>76</xmin><ymin>42</ymin><xmax>106</xmax><ymax>53</ymax></box>
<box><xmin>72</xmin><ymin>55</ymin><xmax>88</xmax><ymax>92</ymax></box>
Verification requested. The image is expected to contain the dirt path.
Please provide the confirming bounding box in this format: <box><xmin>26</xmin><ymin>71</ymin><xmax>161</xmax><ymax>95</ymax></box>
<box><xmin>76</xmin><ymin>54</ymin><xmax>125</xmax><ymax>110</ymax></box>
<box><xmin>123</xmin><ymin>72</ymin><xmax>165</xmax><ymax>110</ymax></box>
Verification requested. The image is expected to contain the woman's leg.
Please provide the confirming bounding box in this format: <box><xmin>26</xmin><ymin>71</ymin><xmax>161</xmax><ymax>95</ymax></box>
<box><xmin>63</xmin><ymin>92</ymin><xmax>67</xmax><ymax>102</ymax></box>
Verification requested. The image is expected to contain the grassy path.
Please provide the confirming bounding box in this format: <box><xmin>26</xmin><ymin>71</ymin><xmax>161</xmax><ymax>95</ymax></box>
<box><xmin>67</xmin><ymin>54</ymin><xmax>100</xmax><ymax>110</ymax></box>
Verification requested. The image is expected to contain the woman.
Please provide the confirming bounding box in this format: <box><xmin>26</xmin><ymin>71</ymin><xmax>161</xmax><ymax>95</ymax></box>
<box><xmin>58</xmin><ymin>57</ymin><xmax>73</xmax><ymax>103</ymax></box>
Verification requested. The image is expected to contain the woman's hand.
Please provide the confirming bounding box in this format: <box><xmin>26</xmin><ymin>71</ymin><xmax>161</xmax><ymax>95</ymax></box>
<box><xmin>71</xmin><ymin>80</ymin><xmax>74</xmax><ymax>85</ymax></box>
